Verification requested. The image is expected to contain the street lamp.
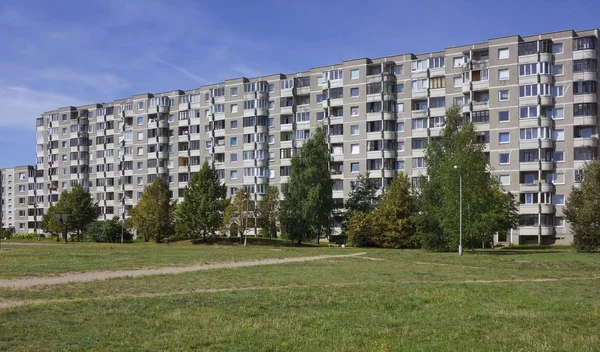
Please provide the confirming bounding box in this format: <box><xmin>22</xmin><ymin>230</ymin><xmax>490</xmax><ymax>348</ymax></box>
<box><xmin>454</xmin><ymin>165</ymin><xmax>463</xmax><ymax>256</ymax></box>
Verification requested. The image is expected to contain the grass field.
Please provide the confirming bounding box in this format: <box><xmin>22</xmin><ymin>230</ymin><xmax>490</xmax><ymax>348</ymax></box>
<box><xmin>0</xmin><ymin>242</ymin><xmax>599</xmax><ymax>351</ymax></box>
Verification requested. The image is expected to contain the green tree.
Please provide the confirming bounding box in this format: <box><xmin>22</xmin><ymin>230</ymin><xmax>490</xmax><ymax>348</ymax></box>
<box><xmin>64</xmin><ymin>184</ymin><xmax>100</xmax><ymax>241</ymax></box>
<box><xmin>257</xmin><ymin>186</ymin><xmax>280</xmax><ymax>239</ymax></box>
<box><xmin>564</xmin><ymin>161</ymin><xmax>600</xmax><ymax>252</ymax></box>
<box><xmin>280</xmin><ymin>125</ymin><xmax>334</xmax><ymax>244</ymax></box>
<box><xmin>346</xmin><ymin>174</ymin><xmax>418</xmax><ymax>248</ymax></box>
<box><xmin>41</xmin><ymin>205</ymin><xmax>62</xmax><ymax>241</ymax></box>
<box><xmin>40</xmin><ymin>185</ymin><xmax>99</xmax><ymax>242</ymax></box>
<box><xmin>87</xmin><ymin>217</ymin><xmax>133</xmax><ymax>243</ymax></box>
<box><xmin>175</xmin><ymin>162</ymin><xmax>227</xmax><ymax>240</ymax></box>
<box><xmin>343</xmin><ymin>172</ymin><xmax>380</xmax><ymax>230</ymax></box>
<box><xmin>416</xmin><ymin>106</ymin><xmax>519</xmax><ymax>251</ymax></box>
<box><xmin>130</xmin><ymin>177</ymin><xmax>174</xmax><ymax>242</ymax></box>
<box><xmin>222</xmin><ymin>188</ymin><xmax>252</xmax><ymax>237</ymax></box>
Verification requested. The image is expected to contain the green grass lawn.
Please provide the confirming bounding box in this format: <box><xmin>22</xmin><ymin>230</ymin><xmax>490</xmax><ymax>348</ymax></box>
<box><xmin>0</xmin><ymin>241</ymin><xmax>360</xmax><ymax>278</ymax></box>
<box><xmin>1</xmin><ymin>244</ymin><xmax>599</xmax><ymax>351</ymax></box>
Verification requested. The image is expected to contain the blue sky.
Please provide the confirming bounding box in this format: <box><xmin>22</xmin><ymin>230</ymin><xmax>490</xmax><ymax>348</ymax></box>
<box><xmin>0</xmin><ymin>0</ymin><xmax>598</xmax><ymax>168</ymax></box>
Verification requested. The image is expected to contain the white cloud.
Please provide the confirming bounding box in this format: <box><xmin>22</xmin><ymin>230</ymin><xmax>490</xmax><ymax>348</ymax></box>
<box><xmin>37</xmin><ymin>68</ymin><xmax>130</xmax><ymax>94</ymax></box>
<box><xmin>147</xmin><ymin>55</ymin><xmax>210</xmax><ymax>84</ymax></box>
<box><xmin>0</xmin><ymin>87</ymin><xmax>87</xmax><ymax>129</ymax></box>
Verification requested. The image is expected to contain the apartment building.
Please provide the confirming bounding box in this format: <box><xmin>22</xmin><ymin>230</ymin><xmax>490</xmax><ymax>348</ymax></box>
<box><xmin>34</xmin><ymin>28</ymin><xmax>600</xmax><ymax>245</ymax></box>
<box><xmin>0</xmin><ymin>165</ymin><xmax>42</xmax><ymax>234</ymax></box>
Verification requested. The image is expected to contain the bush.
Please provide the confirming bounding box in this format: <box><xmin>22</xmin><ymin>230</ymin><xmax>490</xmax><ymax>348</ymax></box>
<box><xmin>11</xmin><ymin>233</ymin><xmax>37</xmax><ymax>240</ymax></box>
<box><xmin>0</xmin><ymin>229</ymin><xmax>12</xmax><ymax>240</ymax></box>
<box><xmin>86</xmin><ymin>217</ymin><xmax>133</xmax><ymax>243</ymax></box>
<box><xmin>328</xmin><ymin>234</ymin><xmax>347</xmax><ymax>245</ymax></box>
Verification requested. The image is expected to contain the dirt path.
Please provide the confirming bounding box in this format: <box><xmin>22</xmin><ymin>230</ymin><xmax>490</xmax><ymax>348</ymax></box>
<box><xmin>0</xmin><ymin>252</ymin><xmax>367</xmax><ymax>289</ymax></box>
<box><xmin>2</xmin><ymin>276</ymin><xmax>600</xmax><ymax>310</ymax></box>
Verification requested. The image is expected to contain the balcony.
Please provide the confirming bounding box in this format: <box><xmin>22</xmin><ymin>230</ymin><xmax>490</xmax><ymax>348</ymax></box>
<box><xmin>472</xmin><ymin>81</ymin><xmax>489</xmax><ymax>91</ymax></box>
<box><xmin>573</xmin><ymin>71</ymin><xmax>596</xmax><ymax>81</ymax></box>
<box><xmin>539</xmin><ymin>96</ymin><xmax>553</xmax><ymax>106</ymax></box>
<box><xmin>574</xmin><ymin>115</ymin><xmax>597</xmax><ymax>126</ymax></box>
<box><xmin>574</xmin><ymin>137</ymin><xmax>598</xmax><ymax>148</ymax></box>
<box><xmin>541</xmin><ymin>181</ymin><xmax>554</xmax><ymax>193</ymax></box>
<box><xmin>519</xmin><ymin>204</ymin><xmax>539</xmax><ymax>214</ymax></box>
<box><xmin>411</xmin><ymin>109</ymin><xmax>428</xmax><ymax>118</ymax></box>
<box><xmin>540</xmin><ymin>204</ymin><xmax>555</xmax><ymax>214</ymax></box>
<box><xmin>472</xmin><ymin>101</ymin><xmax>489</xmax><ymax>111</ymax></box>
<box><xmin>462</xmin><ymin>82</ymin><xmax>471</xmax><ymax>94</ymax></box>
<box><xmin>461</xmin><ymin>104</ymin><xmax>471</xmax><ymax>114</ymax></box>
<box><xmin>412</xmin><ymin>89</ymin><xmax>427</xmax><ymax>99</ymax></box>
<box><xmin>574</xmin><ymin>94</ymin><xmax>598</xmax><ymax>104</ymax></box>
<box><xmin>520</xmin><ymin>161</ymin><xmax>539</xmax><ymax>171</ymax></box>
<box><xmin>573</xmin><ymin>49</ymin><xmax>596</xmax><ymax>60</ymax></box>
<box><xmin>280</xmin><ymin>123</ymin><xmax>293</xmax><ymax>132</ymax></box>
<box><xmin>540</xmin><ymin>161</ymin><xmax>554</xmax><ymax>171</ymax></box>
<box><xmin>519</xmin><ymin>182</ymin><xmax>539</xmax><ymax>193</ymax></box>
<box><xmin>383</xmin><ymin>169</ymin><xmax>396</xmax><ymax>178</ymax></box>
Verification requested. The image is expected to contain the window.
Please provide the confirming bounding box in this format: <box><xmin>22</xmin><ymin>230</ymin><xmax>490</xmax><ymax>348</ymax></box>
<box><xmin>498</xmin><ymin>48</ymin><xmax>509</xmax><ymax>59</ymax></box>
<box><xmin>552</xmin><ymin>86</ymin><xmax>564</xmax><ymax>97</ymax></box>
<box><xmin>519</xmin><ymin>84</ymin><xmax>538</xmax><ymax>97</ymax></box>
<box><xmin>546</xmin><ymin>107</ymin><xmax>564</xmax><ymax>119</ymax></box>
<box><xmin>554</xmin><ymin>151</ymin><xmax>564</xmax><ymax>162</ymax></box>
<box><xmin>519</xmin><ymin>63</ymin><xmax>537</xmax><ymax>76</ymax></box>
<box><xmin>498</xmin><ymin>69</ymin><xmax>509</xmax><ymax>80</ymax></box>
<box><xmin>268</xmin><ymin>135</ymin><xmax>275</xmax><ymax>144</ymax></box>
<box><xmin>230</xmin><ymin>170</ymin><xmax>238</xmax><ymax>180</ymax></box>
<box><xmin>552</xmin><ymin>64</ymin><xmax>563</xmax><ymax>76</ymax></box>
<box><xmin>453</xmin><ymin>77</ymin><xmax>462</xmax><ymax>88</ymax></box>
<box><xmin>553</xmin><ymin>129</ymin><xmax>564</xmax><ymax>141</ymax></box>
<box><xmin>574</xmin><ymin>81</ymin><xmax>596</xmax><ymax>95</ymax></box>
<box><xmin>554</xmin><ymin>216</ymin><xmax>565</xmax><ymax>227</ymax></box>
<box><xmin>397</xmin><ymin>141</ymin><xmax>405</xmax><ymax>152</ymax></box>
<box><xmin>351</xmin><ymin>107</ymin><xmax>359</xmax><ymax>116</ymax></box>
<box><xmin>412</xmin><ymin>59</ymin><xmax>429</xmax><ymax>71</ymax></box>
<box><xmin>351</xmin><ymin>69</ymin><xmax>359</xmax><ymax>79</ymax></box>
<box><xmin>574</xmin><ymin>103</ymin><xmax>597</xmax><ymax>116</ymax></box>
<box><xmin>350</xmin><ymin>88</ymin><xmax>359</xmax><ymax>97</ymax></box>
<box><xmin>396</xmin><ymin>161</ymin><xmax>405</xmax><ymax>170</ymax></box>
<box><xmin>453</xmin><ymin>57</ymin><xmax>465</xmax><ymax>67</ymax></box>
<box><xmin>574</xmin><ymin>169</ymin><xmax>585</xmax><ymax>183</ymax></box>
<box><xmin>552</xmin><ymin>43</ymin><xmax>563</xmax><ymax>54</ymax></box>
<box><xmin>429</xmin><ymin>97</ymin><xmax>445</xmax><ymax>108</ymax></box>
<box><xmin>351</xmin><ymin>163</ymin><xmax>360</xmax><ymax>173</ymax></box>
<box><xmin>396</xmin><ymin>122</ymin><xmax>404</xmax><ymax>132</ymax></box>
<box><xmin>499</xmin><ymin>175</ymin><xmax>510</xmax><ymax>186</ymax></box>
<box><xmin>520</xmin><ymin>106</ymin><xmax>538</xmax><ymax>119</ymax></box>
<box><xmin>137</xmin><ymin>101</ymin><xmax>144</xmax><ymax>110</ymax></box>
<box><xmin>231</xmin><ymin>120</ymin><xmax>238</xmax><ymax>129</ymax></box>
<box><xmin>230</xmin><ymin>87</ymin><xmax>238</xmax><ymax>96</ymax></box>
<box><xmin>412</xmin><ymin>118</ymin><xmax>427</xmax><ymax>130</ymax></box>
<box><xmin>396</xmin><ymin>84</ymin><xmax>404</xmax><ymax>93</ymax></box>
<box><xmin>137</xmin><ymin>132</ymin><xmax>144</xmax><ymax>141</ymax></box>
<box><xmin>429</xmin><ymin>76</ymin><xmax>445</xmax><ymax>89</ymax></box>
<box><xmin>230</xmin><ymin>104</ymin><xmax>238</xmax><ymax>114</ymax></box>
<box><xmin>394</xmin><ymin>65</ymin><xmax>403</xmax><ymax>75</ymax></box>
<box><xmin>520</xmin><ymin>128</ymin><xmax>538</xmax><ymax>140</ymax></box>
<box><xmin>412</xmin><ymin>79</ymin><xmax>428</xmax><ymax>91</ymax></box>
<box><xmin>499</xmin><ymin>90</ymin><xmax>509</xmax><ymax>101</ymax></box>
<box><xmin>575</xmin><ymin>37</ymin><xmax>596</xmax><ymax>50</ymax></box>
<box><xmin>351</xmin><ymin>144</ymin><xmax>359</xmax><ymax>154</ymax></box>
<box><xmin>230</xmin><ymin>154</ymin><xmax>237</xmax><ymax>162</ymax></box>
<box><xmin>429</xmin><ymin>57</ymin><xmax>445</xmax><ymax>68</ymax></box>
<box><xmin>137</xmin><ymin>116</ymin><xmax>144</xmax><ymax>125</ymax></box>
<box><xmin>499</xmin><ymin>153</ymin><xmax>510</xmax><ymax>164</ymax></box>
<box><xmin>499</xmin><ymin>111</ymin><xmax>510</xmax><ymax>122</ymax></box>
<box><xmin>396</xmin><ymin>103</ymin><xmax>404</xmax><ymax>112</ymax></box>
<box><xmin>350</xmin><ymin>125</ymin><xmax>359</xmax><ymax>136</ymax></box>
<box><xmin>574</xmin><ymin>59</ymin><xmax>597</xmax><ymax>72</ymax></box>
<box><xmin>499</xmin><ymin>132</ymin><xmax>510</xmax><ymax>144</ymax></box>
<box><xmin>230</xmin><ymin>137</ymin><xmax>237</xmax><ymax>146</ymax></box>
<box><xmin>547</xmin><ymin>172</ymin><xmax>564</xmax><ymax>184</ymax></box>
<box><xmin>553</xmin><ymin>194</ymin><xmax>565</xmax><ymax>205</ymax></box>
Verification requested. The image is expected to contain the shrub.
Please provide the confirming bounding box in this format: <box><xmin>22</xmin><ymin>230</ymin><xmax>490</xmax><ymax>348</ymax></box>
<box><xmin>0</xmin><ymin>229</ymin><xmax>12</xmax><ymax>239</ymax></box>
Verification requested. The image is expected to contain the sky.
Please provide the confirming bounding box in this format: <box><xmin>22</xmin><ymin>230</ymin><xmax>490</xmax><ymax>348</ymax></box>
<box><xmin>0</xmin><ymin>0</ymin><xmax>598</xmax><ymax>168</ymax></box>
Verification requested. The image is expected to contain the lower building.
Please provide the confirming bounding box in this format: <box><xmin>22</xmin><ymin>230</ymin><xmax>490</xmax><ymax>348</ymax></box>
<box><xmin>0</xmin><ymin>166</ymin><xmax>43</xmax><ymax>234</ymax></box>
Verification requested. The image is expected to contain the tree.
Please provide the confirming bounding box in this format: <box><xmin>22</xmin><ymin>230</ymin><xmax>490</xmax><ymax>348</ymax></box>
<box><xmin>41</xmin><ymin>205</ymin><xmax>62</xmax><ymax>241</ymax></box>
<box><xmin>416</xmin><ymin>106</ymin><xmax>519</xmax><ymax>251</ymax></box>
<box><xmin>257</xmin><ymin>186</ymin><xmax>280</xmax><ymax>239</ymax></box>
<box><xmin>129</xmin><ymin>177</ymin><xmax>174</xmax><ymax>242</ymax></box>
<box><xmin>175</xmin><ymin>162</ymin><xmax>227</xmax><ymax>240</ymax></box>
<box><xmin>346</xmin><ymin>174</ymin><xmax>419</xmax><ymax>248</ymax></box>
<box><xmin>564</xmin><ymin>160</ymin><xmax>600</xmax><ymax>252</ymax></box>
<box><xmin>41</xmin><ymin>185</ymin><xmax>99</xmax><ymax>242</ymax></box>
<box><xmin>87</xmin><ymin>217</ymin><xmax>133</xmax><ymax>243</ymax></box>
<box><xmin>222</xmin><ymin>188</ymin><xmax>252</xmax><ymax>237</ymax></box>
<box><xmin>280</xmin><ymin>125</ymin><xmax>334</xmax><ymax>244</ymax></box>
<box><xmin>65</xmin><ymin>184</ymin><xmax>100</xmax><ymax>241</ymax></box>
<box><xmin>343</xmin><ymin>172</ymin><xmax>380</xmax><ymax>230</ymax></box>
